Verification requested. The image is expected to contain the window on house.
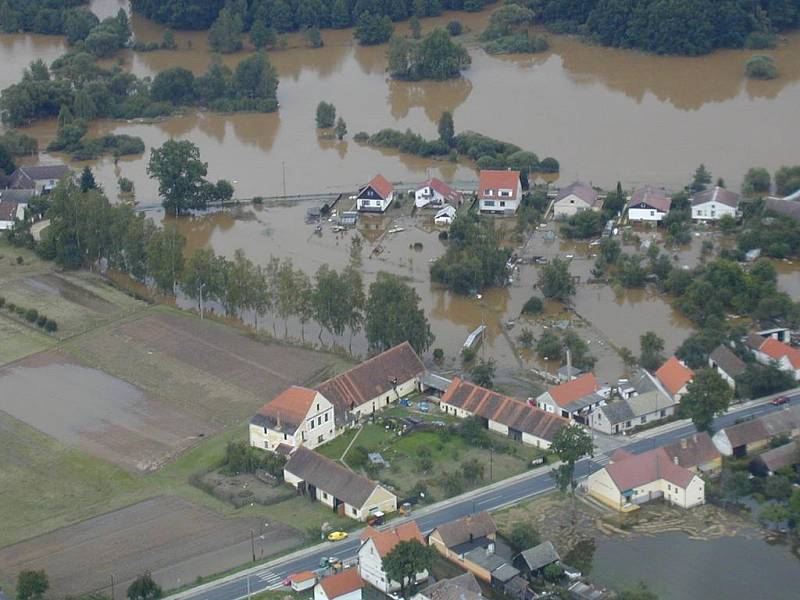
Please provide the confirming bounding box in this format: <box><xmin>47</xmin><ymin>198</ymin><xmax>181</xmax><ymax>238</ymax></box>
<box><xmin>660</xmin><ymin>410</ymin><xmax>666</xmax><ymax>417</ymax></box>
<box><xmin>283</xmin><ymin>433</ymin><xmax>288</xmax><ymax>440</ymax></box>
<box><xmin>484</xmin><ymin>200</ymin><xmax>495</xmax><ymax>206</ymax></box>
<box><xmin>626</xmin><ymin>421</ymin><xmax>632</xmax><ymax>428</ymax></box>
<box><xmin>318</xmin><ymin>435</ymin><xmax>323</xmax><ymax>443</ymax></box>
<box><xmin>500</xmin><ymin>201</ymin><xmax>506</xmax><ymax>207</ymax></box>
<box><xmin>499</xmin><ymin>189</ymin><xmax>511</xmax><ymax>197</ymax></box>
<box><xmin>325</xmin><ymin>413</ymin><xmax>329</xmax><ymax>422</ymax></box>
<box><xmin>352</xmin><ymin>507</ymin><xmax>358</xmax><ymax>515</ymax></box>
<box><xmin>322</xmin><ymin>492</ymin><xmax>328</xmax><ymax>499</ymax></box>
<box><xmin>650</xmin><ymin>210</ymin><xmax>655</xmax><ymax>216</ymax></box>
<box><xmin>485</xmin><ymin>189</ymin><xmax>493</xmax><ymax>196</ymax></box>
<box><xmin>640</xmin><ymin>416</ymin><xmax>646</xmax><ymax>424</ymax></box>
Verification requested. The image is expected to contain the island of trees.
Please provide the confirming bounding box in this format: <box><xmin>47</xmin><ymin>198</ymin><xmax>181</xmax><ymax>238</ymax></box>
<box><xmin>534</xmin><ymin>0</ymin><xmax>800</xmax><ymax>55</ymax></box>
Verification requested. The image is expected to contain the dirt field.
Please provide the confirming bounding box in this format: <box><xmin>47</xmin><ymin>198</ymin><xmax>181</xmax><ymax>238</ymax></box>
<box><xmin>0</xmin><ymin>496</ymin><xmax>303</xmax><ymax>598</ymax></box>
<box><xmin>65</xmin><ymin>309</ymin><xmax>342</xmax><ymax>428</ymax></box>
<box><xmin>0</xmin><ymin>349</ymin><xmax>210</xmax><ymax>472</ymax></box>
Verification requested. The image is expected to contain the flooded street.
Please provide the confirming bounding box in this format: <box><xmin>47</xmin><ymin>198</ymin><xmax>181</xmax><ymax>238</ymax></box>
<box><xmin>4</xmin><ymin>1</ymin><xmax>799</xmax><ymax>199</ymax></box>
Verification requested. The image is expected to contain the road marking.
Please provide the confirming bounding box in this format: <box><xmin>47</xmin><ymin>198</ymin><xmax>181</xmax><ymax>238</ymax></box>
<box><xmin>476</xmin><ymin>494</ymin><xmax>504</xmax><ymax>506</ymax></box>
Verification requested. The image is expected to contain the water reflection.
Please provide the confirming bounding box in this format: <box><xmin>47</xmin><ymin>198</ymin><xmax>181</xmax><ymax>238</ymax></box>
<box><xmin>388</xmin><ymin>78</ymin><xmax>473</xmax><ymax>121</ymax></box>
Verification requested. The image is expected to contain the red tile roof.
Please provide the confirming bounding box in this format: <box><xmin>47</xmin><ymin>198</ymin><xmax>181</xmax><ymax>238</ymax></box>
<box><xmin>364</xmin><ymin>174</ymin><xmax>393</xmax><ymax>200</ymax></box>
<box><xmin>318</xmin><ymin>569</ymin><xmax>362</xmax><ymax>599</ymax></box>
<box><xmin>421</xmin><ymin>178</ymin><xmax>462</xmax><ymax>203</ymax></box>
<box><xmin>606</xmin><ymin>447</ymin><xmax>696</xmax><ymax>491</ymax></box>
<box><xmin>290</xmin><ymin>571</ymin><xmax>316</xmax><ymax>583</ymax></box>
<box><xmin>662</xmin><ymin>432</ymin><xmax>721</xmax><ymax>469</ymax></box>
<box><xmin>256</xmin><ymin>386</ymin><xmax>318</xmax><ymax>431</ymax></box>
<box><xmin>478</xmin><ymin>170</ymin><xmax>520</xmax><ymax>200</ymax></box>
<box><xmin>317</xmin><ymin>342</ymin><xmax>424</xmax><ymax>424</ymax></box>
<box><xmin>361</xmin><ymin>521</ymin><xmax>424</xmax><ymax>557</ymax></box>
<box><xmin>655</xmin><ymin>357</ymin><xmax>694</xmax><ymax>396</ymax></box>
<box><xmin>759</xmin><ymin>338</ymin><xmax>800</xmax><ymax>369</ymax></box>
<box><xmin>548</xmin><ymin>373</ymin><xmax>599</xmax><ymax>408</ymax></box>
<box><xmin>442</xmin><ymin>378</ymin><xmax>567</xmax><ymax>442</ymax></box>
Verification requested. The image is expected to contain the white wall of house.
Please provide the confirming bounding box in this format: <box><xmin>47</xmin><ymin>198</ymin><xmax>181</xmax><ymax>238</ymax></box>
<box><xmin>350</xmin><ymin>378</ymin><xmax>419</xmax><ymax>421</ymax></box>
<box><xmin>0</xmin><ymin>202</ymin><xmax>26</xmax><ymax>230</ymax></box>
<box><xmin>440</xmin><ymin>402</ymin><xmax>473</xmax><ymax>419</ymax></box>
<box><xmin>708</xmin><ymin>360</ymin><xmax>737</xmax><ymax>388</ymax></box>
<box><xmin>521</xmin><ymin>431</ymin><xmax>551</xmax><ymax>449</ymax></box>
<box><xmin>487</xmin><ymin>420</ymin><xmax>508</xmax><ymax>436</ymax></box>
<box><xmin>591</xmin><ymin>405</ymin><xmax>675</xmax><ymax>436</ymax></box>
<box><xmin>357</xmin><ymin>192</ymin><xmax>393</xmax><ymax>213</ymax></box>
<box><xmin>587</xmin><ymin>468</ymin><xmax>704</xmax><ymax>510</ymax></box>
<box><xmin>415</xmin><ymin>186</ymin><xmax>445</xmax><ymax>207</ymax></box>
<box><xmin>691</xmin><ymin>201</ymin><xmax>736</xmax><ymax>221</ymax></box>
<box><xmin>554</xmin><ymin>194</ymin><xmax>595</xmax><ymax>218</ymax></box>
<box><xmin>752</xmin><ymin>350</ymin><xmax>800</xmax><ymax>380</ymax></box>
<box><xmin>628</xmin><ymin>207</ymin><xmax>666</xmax><ymax>222</ymax></box>
<box><xmin>358</xmin><ymin>539</ymin><xmax>427</xmax><ymax>593</ymax></box>
<box><xmin>315</xmin><ymin>584</ymin><xmax>361</xmax><ymax>600</ymax></box>
<box><xmin>479</xmin><ymin>198</ymin><xmax>519</xmax><ymax>214</ymax></box>
<box><xmin>249</xmin><ymin>393</ymin><xmax>336</xmax><ymax>452</ymax></box>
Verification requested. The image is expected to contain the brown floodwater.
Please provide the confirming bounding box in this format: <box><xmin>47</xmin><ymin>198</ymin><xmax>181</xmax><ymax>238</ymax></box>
<box><xmin>7</xmin><ymin>0</ymin><xmax>800</xmax><ymax>199</ymax></box>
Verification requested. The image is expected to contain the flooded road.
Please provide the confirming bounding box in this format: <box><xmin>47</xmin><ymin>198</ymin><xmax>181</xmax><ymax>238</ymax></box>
<box><xmin>5</xmin><ymin>1</ymin><xmax>800</xmax><ymax>199</ymax></box>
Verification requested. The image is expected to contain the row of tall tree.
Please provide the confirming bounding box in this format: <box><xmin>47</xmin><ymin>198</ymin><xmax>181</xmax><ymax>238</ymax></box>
<box><xmin>32</xmin><ymin>174</ymin><xmax>433</xmax><ymax>354</ymax></box>
<box><xmin>130</xmin><ymin>0</ymin><xmax>495</xmax><ymax>32</ymax></box>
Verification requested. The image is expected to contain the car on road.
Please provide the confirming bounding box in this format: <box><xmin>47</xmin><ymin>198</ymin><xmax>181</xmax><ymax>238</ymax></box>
<box><xmin>771</xmin><ymin>395</ymin><xmax>790</xmax><ymax>405</ymax></box>
<box><xmin>327</xmin><ymin>531</ymin><xmax>348</xmax><ymax>541</ymax></box>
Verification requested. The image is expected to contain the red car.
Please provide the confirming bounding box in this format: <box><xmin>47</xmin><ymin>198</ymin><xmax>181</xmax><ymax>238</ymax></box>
<box><xmin>771</xmin><ymin>395</ymin><xmax>790</xmax><ymax>405</ymax></box>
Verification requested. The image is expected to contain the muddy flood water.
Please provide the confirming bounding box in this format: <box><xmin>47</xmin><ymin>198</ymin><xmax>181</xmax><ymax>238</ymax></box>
<box><xmin>6</xmin><ymin>0</ymin><xmax>800</xmax><ymax>200</ymax></box>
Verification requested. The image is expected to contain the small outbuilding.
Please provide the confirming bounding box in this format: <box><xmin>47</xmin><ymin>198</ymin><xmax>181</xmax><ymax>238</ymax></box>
<box><xmin>315</xmin><ymin>569</ymin><xmax>362</xmax><ymax>600</ymax></box>
<box><xmin>518</xmin><ymin>541</ymin><xmax>560</xmax><ymax>578</ymax></box>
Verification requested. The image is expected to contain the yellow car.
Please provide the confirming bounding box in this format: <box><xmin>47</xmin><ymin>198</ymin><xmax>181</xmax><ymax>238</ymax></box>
<box><xmin>327</xmin><ymin>531</ymin><xmax>348</xmax><ymax>542</ymax></box>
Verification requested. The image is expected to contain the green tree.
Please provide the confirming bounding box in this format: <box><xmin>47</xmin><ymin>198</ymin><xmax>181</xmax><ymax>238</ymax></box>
<box><xmin>249</xmin><ymin>19</ymin><xmax>276</xmax><ymax>49</ymax></box>
<box><xmin>365</xmin><ymin>271</ymin><xmax>434</xmax><ymax>354</ymax></box>
<box><xmin>315</xmin><ymin>101</ymin><xmax>336</xmax><ymax>128</ymax></box>
<box><xmin>64</xmin><ymin>9</ymin><xmax>99</xmax><ymax>44</ymax></box>
<box><xmin>735</xmin><ymin>363</ymin><xmax>794</xmax><ymax>400</ymax></box>
<box><xmin>16</xmin><ymin>570</ymin><xmax>48</xmax><ymax>600</ymax></box>
<box><xmin>550</xmin><ymin>424</ymin><xmax>593</xmax><ymax>520</ymax></box>
<box><xmin>745</xmin><ymin>55</ymin><xmax>778</xmax><ymax>80</ymax></box>
<box><xmin>146</xmin><ymin>226</ymin><xmax>186</xmax><ymax>294</ymax></box>
<box><xmin>563</xmin><ymin>330</ymin><xmax>596</xmax><ymax>370</ymax></box>
<box><xmin>150</xmin><ymin>67</ymin><xmax>196</xmax><ymax>104</ymax></box>
<box><xmin>409</xmin><ymin>15</ymin><xmax>421</xmax><ymax>39</ymax></box>
<box><xmin>182</xmin><ymin>247</ymin><xmax>221</xmax><ymax>312</ymax></box>
<box><xmin>680</xmin><ymin>369</ymin><xmax>732</xmax><ymax>432</ymax></box>
<box><xmin>518</xmin><ymin>327</ymin><xmax>534</xmax><ymax>348</ymax></box>
<box><xmin>470</xmin><ymin>358</ymin><xmax>496</xmax><ymax>388</ymax></box>
<box><xmin>208</xmin><ymin>7</ymin><xmax>243</xmax><ymax>53</ymax></box>
<box><xmin>536</xmin><ymin>331</ymin><xmax>563</xmax><ymax>362</ymax></box>
<box><xmin>335</xmin><ymin>116</ymin><xmax>348</xmax><ymax>140</ymax></box>
<box><xmin>313</xmin><ymin>264</ymin><xmax>350</xmax><ymax>343</ymax></box>
<box><xmin>437</xmin><ymin>110</ymin><xmax>455</xmax><ymax>146</ymax></box>
<box><xmin>147</xmin><ymin>139</ymin><xmax>209</xmax><ymax>215</ymax></box>
<box><xmin>522</xmin><ymin>295</ymin><xmax>543</xmax><ymax>315</ymax></box>
<box><xmin>354</xmin><ymin>12</ymin><xmax>394</xmax><ymax>46</ymax></box>
<box><xmin>127</xmin><ymin>572</ymin><xmax>162</xmax><ymax>600</ymax></box>
<box><xmin>742</xmin><ymin>167</ymin><xmax>771</xmax><ymax>196</ymax></box>
<box><xmin>691</xmin><ymin>163</ymin><xmax>712</xmax><ymax>192</ymax></box>
<box><xmin>506</xmin><ymin>521</ymin><xmax>540</xmax><ymax>553</ymax></box>
<box><xmin>461</xmin><ymin>458</ymin><xmax>484</xmax><ymax>482</ymax></box>
<box><xmin>232</xmin><ymin>52</ymin><xmax>278</xmax><ymax>103</ymax></box>
<box><xmin>639</xmin><ymin>331</ymin><xmax>665</xmax><ymax>371</ymax></box>
<box><xmin>382</xmin><ymin>539</ymin><xmax>435</xmax><ymax>598</ymax></box>
<box><xmin>161</xmin><ymin>29</ymin><xmax>177</xmax><ymax>50</ymax></box>
<box><xmin>775</xmin><ymin>165</ymin><xmax>800</xmax><ymax>196</ymax></box>
<box><xmin>79</xmin><ymin>166</ymin><xmax>97</xmax><ymax>192</ymax></box>
<box><xmin>538</xmin><ymin>258</ymin><xmax>575</xmax><ymax>302</ymax></box>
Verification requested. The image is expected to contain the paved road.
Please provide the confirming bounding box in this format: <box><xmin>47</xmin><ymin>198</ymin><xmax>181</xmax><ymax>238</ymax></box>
<box><xmin>173</xmin><ymin>392</ymin><xmax>799</xmax><ymax>600</ymax></box>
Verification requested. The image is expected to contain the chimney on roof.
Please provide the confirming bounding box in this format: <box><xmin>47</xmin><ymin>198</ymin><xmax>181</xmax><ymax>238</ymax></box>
<box><xmin>276</xmin><ymin>411</ymin><xmax>282</xmax><ymax>430</ymax></box>
<box><xmin>566</xmin><ymin>348</ymin><xmax>572</xmax><ymax>380</ymax></box>
<box><xmin>680</xmin><ymin>438</ymin><xmax>687</xmax><ymax>449</ymax></box>
<box><xmin>673</xmin><ymin>456</ymin><xmax>679</xmax><ymax>465</ymax></box>
<box><xmin>692</xmin><ymin>434</ymin><xmax>697</xmax><ymax>443</ymax></box>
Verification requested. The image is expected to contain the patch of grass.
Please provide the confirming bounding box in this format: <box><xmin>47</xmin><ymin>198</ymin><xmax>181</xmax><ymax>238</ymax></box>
<box><xmin>316</xmin><ymin>428</ymin><xmax>359</xmax><ymax>460</ymax></box>
<box><xmin>0</xmin><ymin>314</ymin><xmax>54</xmax><ymax>365</ymax></box>
<box><xmin>0</xmin><ymin>239</ymin><xmax>46</xmax><ymax>283</ymax></box>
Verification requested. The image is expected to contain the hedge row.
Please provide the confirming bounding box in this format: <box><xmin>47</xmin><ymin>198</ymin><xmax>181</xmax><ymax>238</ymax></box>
<box><xmin>0</xmin><ymin>297</ymin><xmax>58</xmax><ymax>332</ymax></box>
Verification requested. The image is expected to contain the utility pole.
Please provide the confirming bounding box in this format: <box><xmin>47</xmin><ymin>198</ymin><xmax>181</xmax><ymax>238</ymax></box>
<box><xmin>251</xmin><ymin>529</ymin><xmax>256</xmax><ymax>562</ymax></box>
<box><xmin>111</xmin><ymin>574</ymin><xmax>115</xmax><ymax>600</ymax></box>
<box><xmin>282</xmin><ymin>161</ymin><xmax>286</xmax><ymax>198</ymax></box>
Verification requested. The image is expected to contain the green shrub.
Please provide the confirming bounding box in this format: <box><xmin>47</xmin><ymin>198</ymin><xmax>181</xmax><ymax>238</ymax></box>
<box><xmin>745</xmin><ymin>55</ymin><xmax>778</xmax><ymax>80</ymax></box>
<box><xmin>44</xmin><ymin>319</ymin><xmax>58</xmax><ymax>332</ymax></box>
<box><xmin>539</xmin><ymin>157</ymin><xmax>560</xmax><ymax>173</ymax></box>
<box><xmin>14</xmin><ymin>305</ymin><xmax>25</xmax><ymax>316</ymax></box>
<box><xmin>744</xmin><ymin>31</ymin><xmax>777</xmax><ymax>50</ymax></box>
<box><xmin>24</xmin><ymin>308</ymin><xmax>38</xmax><ymax>322</ymax></box>
<box><xmin>36</xmin><ymin>314</ymin><xmax>47</xmax><ymax>327</ymax></box>
<box><xmin>16</xmin><ymin>256</ymin><xmax>23</xmax><ymax>264</ymax></box>
<box><xmin>447</xmin><ymin>21</ymin><xmax>463</xmax><ymax>36</ymax></box>
<box><xmin>433</xmin><ymin>348</ymin><xmax>444</xmax><ymax>363</ymax></box>
<box><xmin>353</xmin><ymin>131</ymin><xmax>369</xmax><ymax>142</ymax></box>
<box><xmin>0</xmin><ymin>296</ymin><xmax>4</xmax><ymax>307</ymax></box>
<box><xmin>522</xmin><ymin>296</ymin><xmax>544</xmax><ymax>315</ymax></box>
<box><xmin>7</xmin><ymin>303</ymin><xmax>16</xmax><ymax>312</ymax></box>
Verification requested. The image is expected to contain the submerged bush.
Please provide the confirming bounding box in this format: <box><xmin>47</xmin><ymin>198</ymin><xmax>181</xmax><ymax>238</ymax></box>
<box><xmin>745</xmin><ymin>55</ymin><xmax>778</xmax><ymax>80</ymax></box>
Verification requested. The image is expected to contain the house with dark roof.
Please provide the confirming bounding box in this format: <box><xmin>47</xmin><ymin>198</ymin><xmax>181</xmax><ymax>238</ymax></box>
<box><xmin>763</xmin><ymin>197</ymin><xmax>800</xmax><ymax>222</ymax></box>
<box><xmin>429</xmin><ymin>512</ymin><xmax>497</xmax><ymax>560</ymax></box>
<box><xmin>8</xmin><ymin>164</ymin><xmax>71</xmax><ymax>194</ymax></box>
<box><xmin>518</xmin><ymin>541</ymin><xmax>560</xmax><ymax>578</ymax></box>
<box><xmin>708</xmin><ymin>344</ymin><xmax>747</xmax><ymax>388</ymax></box>
<box><xmin>315</xmin><ymin>569</ymin><xmax>362</xmax><ymax>600</ymax></box>
<box><xmin>359</xmin><ymin>521</ymin><xmax>427</xmax><ymax>593</ymax></box>
<box><xmin>413</xmin><ymin>572</ymin><xmax>485</xmax><ymax>600</ymax></box>
<box><xmin>316</xmin><ymin>341</ymin><xmax>425</xmax><ymax>427</ymax></box>
<box><xmin>662</xmin><ymin>432</ymin><xmax>722</xmax><ymax>475</ymax></box>
<box><xmin>0</xmin><ymin>198</ymin><xmax>27</xmax><ymax>230</ymax></box>
<box><xmin>478</xmin><ymin>170</ymin><xmax>521</xmax><ymax>215</ymax></box>
<box><xmin>590</xmin><ymin>387</ymin><xmax>675</xmax><ymax>435</ymax></box>
<box><xmin>691</xmin><ymin>186</ymin><xmax>741</xmax><ymax>221</ymax></box>
<box><xmin>627</xmin><ymin>186</ymin><xmax>672</xmax><ymax>222</ymax></box>
<box><xmin>535</xmin><ymin>372</ymin><xmax>605</xmax><ymax>423</ymax></box>
<box><xmin>284</xmin><ymin>447</ymin><xmax>397</xmax><ymax>520</ymax></box>
<box><xmin>553</xmin><ymin>182</ymin><xmax>600</xmax><ymax>219</ymax></box>
<box><xmin>712</xmin><ymin>405</ymin><xmax>800</xmax><ymax>457</ymax></box>
<box><xmin>249</xmin><ymin>386</ymin><xmax>335</xmax><ymax>453</ymax></box>
<box><xmin>751</xmin><ymin>441</ymin><xmax>799</xmax><ymax>476</ymax></box>
<box><xmin>356</xmin><ymin>174</ymin><xmax>394</xmax><ymax>212</ymax></box>
<box><xmin>654</xmin><ymin>356</ymin><xmax>694</xmax><ymax>401</ymax></box>
<box><xmin>745</xmin><ymin>334</ymin><xmax>800</xmax><ymax>381</ymax></box>
<box><xmin>587</xmin><ymin>447</ymin><xmax>705</xmax><ymax>510</ymax></box>
<box><xmin>414</xmin><ymin>178</ymin><xmax>462</xmax><ymax>208</ymax></box>
<box><xmin>441</xmin><ymin>378</ymin><xmax>568</xmax><ymax>449</ymax></box>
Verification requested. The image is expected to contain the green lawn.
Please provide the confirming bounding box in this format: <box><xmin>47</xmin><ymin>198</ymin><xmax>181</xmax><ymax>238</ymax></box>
<box><xmin>0</xmin><ymin>314</ymin><xmax>54</xmax><ymax>366</ymax></box>
<box><xmin>317</xmin><ymin>417</ymin><xmax>546</xmax><ymax>502</ymax></box>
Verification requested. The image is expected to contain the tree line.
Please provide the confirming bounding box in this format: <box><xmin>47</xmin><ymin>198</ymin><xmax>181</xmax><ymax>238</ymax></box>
<box><xmin>535</xmin><ymin>0</ymin><xmax>800</xmax><ymax>56</ymax></box>
<box><xmin>12</xmin><ymin>174</ymin><xmax>434</xmax><ymax>355</ymax></box>
<box><xmin>130</xmin><ymin>0</ymin><xmax>495</xmax><ymax>32</ymax></box>
<box><xmin>387</xmin><ymin>28</ymin><xmax>471</xmax><ymax>80</ymax></box>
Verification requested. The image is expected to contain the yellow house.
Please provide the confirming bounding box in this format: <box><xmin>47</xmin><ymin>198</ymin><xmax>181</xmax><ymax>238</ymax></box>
<box><xmin>250</xmin><ymin>386</ymin><xmax>336</xmax><ymax>453</ymax></box>
<box><xmin>587</xmin><ymin>448</ymin><xmax>705</xmax><ymax>511</ymax></box>
<box><xmin>284</xmin><ymin>447</ymin><xmax>397</xmax><ymax>521</ymax></box>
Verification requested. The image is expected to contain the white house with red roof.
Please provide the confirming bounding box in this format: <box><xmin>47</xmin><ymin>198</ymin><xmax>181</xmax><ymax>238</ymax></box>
<box><xmin>654</xmin><ymin>356</ymin><xmax>694</xmax><ymax>401</ymax></box>
<box><xmin>357</xmin><ymin>174</ymin><xmax>394</xmax><ymax>212</ymax></box>
<box><xmin>587</xmin><ymin>447</ymin><xmax>705</xmax><ymax>510</ymax></box>
<box><xmin>477</xmin><ymin>170</ymin><xmax>521</xmax><ymax>215</ymax></box>
<box><xmin>315</xmin><ymin>569</ymin><xmax>363</xmax><ymax>600</ymax></box>
<box><xmin>535</xmin><ymin>372</ymin><xmax>605</xmax><ymax>423</ymax></box>
<box><xmin>249</xmin><ymin>386</ymin><xmax>336</xmax><ymax>453</ymax></box>
<box><xmin>746</xmin><ymin>334</ymin><xmax>800</xmax><ymax>380</ymax></box>
<box><xmin>358</xmin><ymin>521</ymin><xmax>428</xmax><ymax>593</ymax></box>
<box><xmin>627</xmin><ymin>187</ymin><xmax>672</xmax><ymax>222</ymax></box>
<box><xmin>414</xmin><ymin>178</ymin><xmax>462</xmax><ymax>209</ymax></box>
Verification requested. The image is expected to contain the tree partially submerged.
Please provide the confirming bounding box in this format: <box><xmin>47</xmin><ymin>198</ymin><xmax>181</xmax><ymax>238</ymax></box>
<box><xmin>382</xmin><ymin>539</ymin><xmax>435</xmax><ymax>598</ymax></box>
